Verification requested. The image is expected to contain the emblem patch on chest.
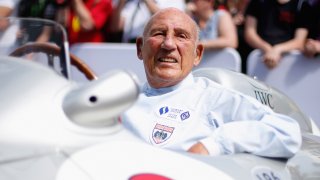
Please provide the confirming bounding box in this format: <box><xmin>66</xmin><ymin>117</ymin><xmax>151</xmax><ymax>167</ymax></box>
<box><xmin>158</xmin><ymin>106</ymin><xmax>191</xmax><ymax>121</ymax></box>
<box><xmin>152</xmin><ymin>123</ymin><xmax>174</xmax><ymax>144</ymax></box>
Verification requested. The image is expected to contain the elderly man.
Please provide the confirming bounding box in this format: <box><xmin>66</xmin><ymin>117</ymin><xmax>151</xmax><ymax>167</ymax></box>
<box><xmin>121</xmin><ymin>7</ymin><xmax>301</xmax><ymax>158</ymax></box>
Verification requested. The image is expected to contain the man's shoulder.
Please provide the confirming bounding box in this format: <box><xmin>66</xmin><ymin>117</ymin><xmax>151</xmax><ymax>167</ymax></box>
<box><xmin>193</xmin><ymin>76</ymin><xmax>224</xmax><ymax>90</ymax></box>
<box><xmin>193</xmin><ymin>76</ymin><xmax>252</xmax><ymax>100</ymax></box>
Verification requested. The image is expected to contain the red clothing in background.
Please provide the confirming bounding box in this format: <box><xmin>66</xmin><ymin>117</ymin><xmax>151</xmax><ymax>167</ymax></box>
<box><xmin>68</xmin><ymin>0</ymin><xmax>112</xmax><ymax>45</ymax></box>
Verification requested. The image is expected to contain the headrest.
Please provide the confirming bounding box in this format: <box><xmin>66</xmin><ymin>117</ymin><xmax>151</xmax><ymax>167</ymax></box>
<box><xmin>193</xmin><ymin>68</ymin><xmax>312</xmax><ymax>133</ymax></box>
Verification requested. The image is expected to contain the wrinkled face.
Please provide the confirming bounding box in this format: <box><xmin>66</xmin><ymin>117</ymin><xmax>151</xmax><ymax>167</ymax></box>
<box><xmin>136</xmin><ymin>8</ymin><xmax>203</xmax><ymax>88</ymax></box>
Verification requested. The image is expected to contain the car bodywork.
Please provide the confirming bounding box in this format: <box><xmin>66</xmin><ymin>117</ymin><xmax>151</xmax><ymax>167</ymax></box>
<box><xmin>0</xmin><ymin>17</ymin><xmax>319</xmax><ymax>180</ymax></box>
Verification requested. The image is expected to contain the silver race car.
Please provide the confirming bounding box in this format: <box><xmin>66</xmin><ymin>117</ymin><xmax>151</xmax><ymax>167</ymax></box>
<box><xmin>0</xmin><ymin>17</ymin><xmax>319</xmax><ymax>180</ymax></box>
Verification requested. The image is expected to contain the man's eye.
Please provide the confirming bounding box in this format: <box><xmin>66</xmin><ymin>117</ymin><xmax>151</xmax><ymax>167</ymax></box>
<box><xmin>153</xmin><ymin>32</ymin><xmax>165</xmax><ymax>36</ymax></box>
<box><xmin>177</xmin><ymin>33</ymin><xmax>187</xmax><ymax>39</ymax></box>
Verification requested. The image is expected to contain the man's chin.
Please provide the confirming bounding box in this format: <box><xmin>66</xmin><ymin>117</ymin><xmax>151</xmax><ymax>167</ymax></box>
<box><xmin>157</xmin><ymin>72</ymin><xmax>179</xmax><ymax>81</ymax></box>
<box><xmin>148</xmin><ymin>74</ymin><xmax>183</xmax><ymax>88</ymax></box>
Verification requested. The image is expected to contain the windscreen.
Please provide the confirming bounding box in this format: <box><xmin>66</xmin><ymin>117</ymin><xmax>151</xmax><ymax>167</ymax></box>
<box><xmin>0</xmin><ymin>17</ymin><xmax>71</xmax><ymax>79</ymax></box>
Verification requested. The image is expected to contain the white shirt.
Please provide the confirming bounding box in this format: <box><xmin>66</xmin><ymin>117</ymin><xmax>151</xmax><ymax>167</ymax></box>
<box><xmin>121</xmin><ymin>73</ymin><xmax>302</xmax><ymax>158</ymax></box>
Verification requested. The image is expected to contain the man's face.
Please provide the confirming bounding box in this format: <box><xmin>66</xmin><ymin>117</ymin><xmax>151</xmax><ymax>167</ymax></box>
<box><xmin>136</xmin><ymin>9</ymin><xmax>203</xmax><ymax>88</ymax></box>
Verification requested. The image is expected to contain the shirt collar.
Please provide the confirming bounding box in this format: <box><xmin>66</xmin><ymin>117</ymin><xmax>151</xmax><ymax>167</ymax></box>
<box><xmin>143</xmin><ymin>73</ymin><xmax>195</xmax><ymax>96</ymax></box>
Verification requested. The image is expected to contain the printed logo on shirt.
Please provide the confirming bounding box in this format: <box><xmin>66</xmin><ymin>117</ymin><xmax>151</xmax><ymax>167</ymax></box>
<box><xmin>159</xmin><ymin>106</ymin><xmax>169</xmax><ymax>115</ymax></box>
<box><xmin>157</xmin><ymin>106</ymin><xmax>191</xmax><ymax>121</ymax></box>
<box><xmin>180</xmin><ymin>111</ymin><xmax>190</xmax><ymax>121</ymax></box>
<box><xmin>152</xmin><ymin>123</ymin><xmax>174</xmax><ymax>144</ymax></box>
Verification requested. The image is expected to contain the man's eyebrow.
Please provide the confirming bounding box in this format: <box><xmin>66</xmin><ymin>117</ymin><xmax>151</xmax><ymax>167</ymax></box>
<box><xmin>147</xmin><ymin>26</ymin><xmax>193</xmax><ymax>38</ymax></box>
<box><xmin>175</xmin><ymin>27</ymin><xmax>190</xmax><ymax>33</ymax></box>
<box><xmin>174</xmin><ymin>27</ymin><xmax>193</xmax><ymax>37</ymax></box>
<box><xmin>149</xmin><ymin>27</ymin><xmax>166</xmax><ymax>33</ymax></box>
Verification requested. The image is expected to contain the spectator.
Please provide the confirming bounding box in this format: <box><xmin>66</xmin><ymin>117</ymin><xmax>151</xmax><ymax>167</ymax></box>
<box><xmin>17</xmin><ymin>0</ymin><xmax>62</xmax><ymax>43</ymax></box>
<box><xmin>121</xmin><ymin>7</ymin><xmax>301</xmax><ymax>158</ymax></box>
<box><xmin>213</xmin><ymin>0</ymin><xmax>228</xmax><ymax>9</ymax></box>
<box><xmin>228</xmin><ymin>0</ymin><xmax>251</xmax><ymax>73</ymax></box>
<box><xmin>66</xmin><ymin>0</ymin><xmax>113</xmax><ymax>45</ymax></box>
<box><xmin>0</xmin><ymin>0</ymin><xmax>20</xmax><ymax>44</ymax></box>
<box><xmin>109</xmin><ymin>0</ymin><xmax>185</xmax><ymax>43</ymax></box>
<box><xmin>302</xmin><ymin>0</ymin><xmax>320</xmax><ymax>58</ymax></box>
<box><xmin>0</xmin><ymin>0</ymin><xmax>19</xmax><ymax>17</ymax></box>
<box><xmin>226</xmin><ymin>0</ymin><xmax>248</xmax><ymax>26</ymax></box>
<box><xmin>244</xmin><ymin>0</ymin><xmax>308</xmax><ymax>69</ymax></box>
<box><xmin>304</xmin><ymin>40</ymin><xmax>320</xmax><ymax>58</ymax></box>
<box><xmin>187</xmin><ymin>0</ymin><xmax>238</xmax><ymax>50</ymax></box>
<box><xmin>0</xmin><ymin>0</ymin><xmax>63</xmax><ymax>45</ymax></box>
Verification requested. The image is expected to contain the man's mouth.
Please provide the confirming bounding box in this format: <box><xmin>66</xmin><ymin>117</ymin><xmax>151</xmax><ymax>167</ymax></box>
<box><xmin>158</xmin><ymin>57</ymin><xmax>177</xmax><ymax>63</ymax></box>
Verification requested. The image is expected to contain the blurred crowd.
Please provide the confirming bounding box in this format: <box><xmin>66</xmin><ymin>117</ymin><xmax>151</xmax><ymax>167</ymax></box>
<box><xmin>0</xmin><ymin>0</ymin><xmax>319</xmax><ymax>72</ymax></box>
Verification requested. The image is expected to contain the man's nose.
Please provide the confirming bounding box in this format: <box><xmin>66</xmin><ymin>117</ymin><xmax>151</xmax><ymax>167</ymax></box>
<box><xmin>161</xmin><ymin>36</ymin><xmax>176</xmax><ymax>50</ymax></box>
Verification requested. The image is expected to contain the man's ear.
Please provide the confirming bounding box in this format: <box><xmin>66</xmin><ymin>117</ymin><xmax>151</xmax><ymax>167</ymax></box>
<box><xmin>194</xmin><ymin>43</ymin><xmax>204</xmax><ymax>66</ymax></box>
<box><xmin>136</xmin><ymin>37</ymin><xmax>143</xmax><ymax>60</ymax></box>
